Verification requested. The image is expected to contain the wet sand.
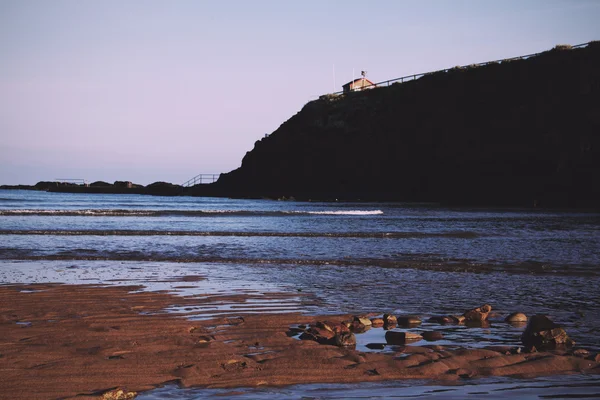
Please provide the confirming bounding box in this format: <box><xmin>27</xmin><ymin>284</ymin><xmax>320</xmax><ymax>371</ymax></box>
<box><xmin>0</xmin><ymin>283</ymin><xmax>598</xmax><ymax>400</ymax></box>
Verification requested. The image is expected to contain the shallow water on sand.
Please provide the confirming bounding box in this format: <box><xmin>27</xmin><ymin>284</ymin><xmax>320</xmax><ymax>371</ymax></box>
<box><xmin>1</xmin><ymin>189</ymin><xmax>599</xmax><ymax>398</ymax></box>
<box><xmin>136</xmin><ymin>375</ymin><xmax>600</xmax><ymax>399</ymax></box>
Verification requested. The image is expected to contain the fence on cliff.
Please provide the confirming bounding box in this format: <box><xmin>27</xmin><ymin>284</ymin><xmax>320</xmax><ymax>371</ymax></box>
<box><xmin>329</xmin><ymin>41</ymin><xmax>594</xmax><ymax>96</ymax></box>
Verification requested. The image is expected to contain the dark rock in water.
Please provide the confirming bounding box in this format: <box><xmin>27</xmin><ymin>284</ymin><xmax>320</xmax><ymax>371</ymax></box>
<box><xmin>428</xmin><ymin>315</ymin><xmax>458</xmax><ymax>325</ymax></box>
<box><xmin>334</xmin><ymin>331</ymin><xmax>356</xmax><ymax>347</ymax></box>
<box><xmin>365</xmin><ymin>343</ymin><xmax>386</xmax><ymax>350</ymax></box>
<box><xmin>521</xmin><ymin>315</ymin><xmax>575</xmax><ymax>349</ymax></box>
<box><xmin>370</xmin><ymin>318</ymin><xmax>384</xmax><ymax>327</ymax></box>
<box><xmin>385</xmin><ymin>331</ymin><xmax>422</xmax><ymax>345</ymax></box>
<box><xmin>524</xmin><ymin>314</ymin><xmax>558</xmax><ymax>331</ymax></box>
<box><xmin>422</xmin><ymin>331</ymin><xmax>444</xmax><ymax>341</ymax></box>
<box><xmin>463</xmin><ymin>304</ymin><xmax>492</xmax><ymax>322</ymax></box>
<box><xmin>396</xmin><ymin>316</ymin><xmax>422</xmax><ymax>326</ymax></box>
<box><xmin>465</xmin><ymin>320</ymin><xmax>491</xmax><ymax>328</ymax></box>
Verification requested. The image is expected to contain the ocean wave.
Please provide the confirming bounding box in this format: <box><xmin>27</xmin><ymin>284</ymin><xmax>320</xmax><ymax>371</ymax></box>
<box><xmin>0</xmin><ymin>209</ymin><xmax>384</xmax><ymax>217</ymax></box>
<box><xmin>0</xmin><ymin>250</ymin><xmax>595</xmax><ymax>276</ymax></box>
<box><xmin>0</xmin><ymin>229</ymin><xmax>479</xmax><ymax>239</ymax></box>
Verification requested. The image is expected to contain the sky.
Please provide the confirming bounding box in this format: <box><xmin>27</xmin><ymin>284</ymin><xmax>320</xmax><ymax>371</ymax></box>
<box><xmin>1</xmin><ymin>0</ymin><xmax>599</xmax><ymax>185</ymax></box>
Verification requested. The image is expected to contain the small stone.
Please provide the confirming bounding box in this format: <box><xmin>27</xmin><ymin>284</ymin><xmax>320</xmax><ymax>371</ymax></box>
<box><xmin>456</xmin><ymin>368</ymin><xmax>475</xmax><ymax>378</ymax></box>
<box><xmin>422</xmin><ymin>331</ymin><xmax>444</xmax><ymax>341</ymax></box>
<box><xmin>350</xmin><ymin>321</ymin><xmax>368</xmax><ymax>333</ymax></box>
<box><xmin>593</xmin><ymin>353</ymin><xmax>600</xmax><ymax>362</ymax></box>
<box><xmin>573</xmin><ymin>349</ymin><xmax>590</xmax><ymax>357</ymax></box>
<box><xmin>334</xmin><ymin>331</ymin><xmax>356</xmax><ymax>347</ymax></box>
<box><xmin>427</xmin><ymin>316</ymin><xmax>456</xmax><ymax>324</ymax></box>
<box><xmin>196</xmin><ymin>335</ymin><xmax>213</xmax><ymax>343</ymax></box>
<box><xmin>396</xmin><ymin>316</ymin><xmax>422</xmax><ymax>326</ymax></box>
<box><xmin>365</xmin><ymin>343</ymin><xmax>386</xmax><ymax>350</ymax></box>
<box><xmin>463</xmin><ymin>304</ymin><xmax>492</xmax><ymax>322</ymax></box>
<box><xmin>102</xmin><ymin>388</ymin><xmax>137</xmax><ymax>400</ymax></box>
<box><xmin>370</xmin><ymin>318</ymin><xmax>384</xmax><ymax>326</ymax></box>
<box><xmin>331</xmin><ymin>323</ymin><xmax>350</xmax><ymax>335</ymax></box>
<box><xmin>354</xmin><ymin>316</ymin><xmax>373</xmax><ymax>326</ymax></box>
<box><xmin>316</xmin><ymin>321</ymin><xmax>337</xmax><ymax>332</ymax></box>
<box><xmin>385</xmin><ymin>331</ymin><xmax>423</xmax><ymax>345</ymax></box>
<box><xmin>505</xmin><ymin>312</ymin><xmax>528</xmax><ymax>323</ymax></box>
<box><xmin>383</xmin><ymin>314</ymin><xmax>397</xmax><ymax>325</ymax></box>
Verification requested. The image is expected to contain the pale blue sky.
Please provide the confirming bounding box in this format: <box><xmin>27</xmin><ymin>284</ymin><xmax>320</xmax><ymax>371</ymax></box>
<box><xmin>1</xmin><ymin>0</ymin><xmax>598</xmax><ymax>185</ymax></box>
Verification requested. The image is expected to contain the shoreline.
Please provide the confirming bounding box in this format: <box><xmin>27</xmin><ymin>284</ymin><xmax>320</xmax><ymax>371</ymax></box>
<box><xmin>1</xmin><ymin>283</ymin><xmax>598</xmax><ymax>399</ymax></box>
<box><xmin>3</xmin><ymin>186</ymin><xmax>600</xmax><ymax>211</ymax></box>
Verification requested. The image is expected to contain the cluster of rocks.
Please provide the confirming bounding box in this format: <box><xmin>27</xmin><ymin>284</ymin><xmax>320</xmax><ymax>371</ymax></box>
<box><xmin>101</xmin><ymin>388</ymin><xmax>137</xmax><ymax>399</ymax></box>
<box><xmin>295</xmin><ymin>304</ymin><xmax>578</xmax><ymax>353</ymax></box>
<box><xmin>295</xmin><ymin>313</ymin><xmax>402</xmax><ymax>347</ymax></box>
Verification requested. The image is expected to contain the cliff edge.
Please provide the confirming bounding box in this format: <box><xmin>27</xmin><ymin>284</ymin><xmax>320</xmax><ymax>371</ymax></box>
<box><xmin>205</xmin><ymin>42</ymin><xmax>600</xmax><ymax>207</ymax></box>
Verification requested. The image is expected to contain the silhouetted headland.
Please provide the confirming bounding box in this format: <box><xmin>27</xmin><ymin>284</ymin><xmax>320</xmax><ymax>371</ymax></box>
<box><xmin>202</xmin><ymin>42</ymin><xmax>600</xmax><ymax>208</ymax></box>
<box><xmin>4</xmin><ymin>42</ymin><xmax>599</xmax><ymax>207</ymax></box>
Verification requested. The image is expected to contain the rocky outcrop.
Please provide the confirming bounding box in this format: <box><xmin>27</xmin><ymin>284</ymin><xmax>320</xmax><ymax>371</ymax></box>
<box><xmin>521</xmin><ymin>315</ymin><xmax>575</xmax><ymax>349</ymax></box>
<box><xmin>15</xmin><ymin>180</ymin><xmax>184</xmax><ymax>196</ymax></box>
<box><xmin>204</xmin><ymin>42</ymin><xmax>600</xmax><ymax>207</ymax></box>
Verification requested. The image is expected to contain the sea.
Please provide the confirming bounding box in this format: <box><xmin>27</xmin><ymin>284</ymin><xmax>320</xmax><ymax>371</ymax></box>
<box><xmin>1</xmin><ymin>189</ymin><xmax>599</xmax><ymax>399</ymax></box>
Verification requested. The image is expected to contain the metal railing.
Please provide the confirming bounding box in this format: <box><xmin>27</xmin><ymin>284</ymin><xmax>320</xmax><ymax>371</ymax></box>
<box><xmin>329</xmin><ymin>42</ymin><xmax>593</xmax><ymax>96</ymax></box>
<box><xmin>182</xmin><ymin>173</ymin><xmax>220</xmax><ymax>187</ymax></box>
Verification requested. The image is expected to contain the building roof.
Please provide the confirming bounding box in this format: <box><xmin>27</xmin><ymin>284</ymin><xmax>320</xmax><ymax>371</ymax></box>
<box><xmin>343</xmin><ymin>78</ymin><xmax>375</xmax><ymax>87</ymax></box>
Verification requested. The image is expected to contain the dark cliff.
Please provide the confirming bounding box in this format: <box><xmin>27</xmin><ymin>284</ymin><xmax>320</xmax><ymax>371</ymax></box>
<box><xmin>205</xmin><ymin>43</ymin><xmax>600</xmax><ymax>207</ymax></box>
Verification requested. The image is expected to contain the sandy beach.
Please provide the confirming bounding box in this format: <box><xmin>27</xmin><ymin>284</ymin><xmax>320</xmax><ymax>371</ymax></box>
<box><xmin>1</xmin><ymin>282</ymin><xmax>598</xmax><ymax>400</ymax></box>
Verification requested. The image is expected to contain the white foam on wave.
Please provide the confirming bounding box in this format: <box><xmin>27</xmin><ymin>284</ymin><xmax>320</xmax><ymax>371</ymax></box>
<box><xmin>304</xmin><ymin>210</ymin><xmax>384</xmax><ymax>215</ymax></box>
<box><xmin>0</xmin><ymin>209</ymin><xmax>384</xmax><ymax>216</ymax></box>
<box><xmin>0</xmin><ymin>209</ymin><xmax>155</xmax><ymax>216</ymax></box>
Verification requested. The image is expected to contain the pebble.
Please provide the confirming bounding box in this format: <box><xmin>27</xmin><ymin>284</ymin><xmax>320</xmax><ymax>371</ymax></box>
<box><xmin>383</xmin><ymin>314</ymin><xmax>397</xmax><ymax>325</ymax></box>
<box><xmin>505</xmin><ymin>312</ymin><xmax>528</xmax><ymax>323</ymax></box>
<box><xmin>397</xmin><ymin>316</ymin><xmax>422</xmax><ymax>326</ymax></box>
<box><xmin>385</xmin><ymin>331</ymin><xmax>423</xmax><ymax>345</ymax></box>
<box><xmin>422</xmin><ymin>331</ymin><xmax>444</xmax><ymax>341</ymax></box>
<box><xmin>354</xmin><ymin>316</ymin><xmax>372</xmax><ymax>326</ymax></box>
